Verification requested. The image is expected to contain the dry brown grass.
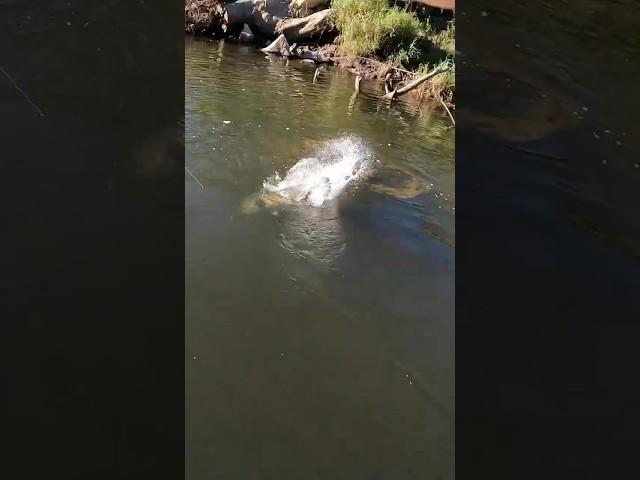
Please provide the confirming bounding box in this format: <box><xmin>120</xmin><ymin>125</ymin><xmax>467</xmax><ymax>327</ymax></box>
<box><xmin>414</xmin><ymin>60</ymin><xmax>454</xmax><ymax>105</ymax></box>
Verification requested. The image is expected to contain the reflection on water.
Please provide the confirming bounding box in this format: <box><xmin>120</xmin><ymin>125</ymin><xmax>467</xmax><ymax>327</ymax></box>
<box><xmin>186</xmin><ymin>38</ymin><xmax>454</xmax><ymax>479</ymax></box>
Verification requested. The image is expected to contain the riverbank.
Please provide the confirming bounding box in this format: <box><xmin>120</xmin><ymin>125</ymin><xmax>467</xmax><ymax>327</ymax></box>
<box><xmin>185</xmin><ymin>0</ymin><xmax>455</xmax><ymax>111</ymax></box>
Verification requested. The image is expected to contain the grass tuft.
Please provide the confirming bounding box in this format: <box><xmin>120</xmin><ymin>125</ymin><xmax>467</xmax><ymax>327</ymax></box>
<box><xmin>431</xmin><ymin>21</ymin><xmax>455</xmax><ymax>56</ymax></box>
<box><xmin>332</xmin><ymin>0</ymin><xmax>421</xmax><ymax>57</ymax></box>
<box><xmin>415</xmin><ymin>57</ymin><xmax>455</xmax><ymax>104</ymax></box>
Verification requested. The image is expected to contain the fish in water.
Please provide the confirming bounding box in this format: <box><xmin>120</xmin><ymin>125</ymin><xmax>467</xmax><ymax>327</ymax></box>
<box><xmin>244</xmin><ymin>135</ymin><xmax>374</xmax><ymax>210</ymax></box>
<box><xmin>240</xmin><ymin>135</ymin><xmax>435</xmax><ymax>214</ymax></box>
<box><xmin>368</xmin><ymin>168</ymin><xmax>430</xmax><ymax>199</ymax></box>
<box><xmin>240</xmin><ymin>190</ymin><xmax>296</xmax><ymax>215</ymax></box>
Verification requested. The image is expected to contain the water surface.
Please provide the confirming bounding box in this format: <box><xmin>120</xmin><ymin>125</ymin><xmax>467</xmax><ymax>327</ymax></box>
<box><xmin>186</xmin><ymin>38</ymin><xmax>455</xmax><ymax>479</ymax></box>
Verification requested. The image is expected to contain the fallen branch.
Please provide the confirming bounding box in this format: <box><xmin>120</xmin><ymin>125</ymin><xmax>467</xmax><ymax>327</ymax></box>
<box><xmin>440</xmin><ymin>97</ymin><xmax>455</xmax><ymax>125</ymax></box>
<box><xmin>383</xmin><ymin>65</ymin><xmax>449</xmax><ymax>100</ymax></box>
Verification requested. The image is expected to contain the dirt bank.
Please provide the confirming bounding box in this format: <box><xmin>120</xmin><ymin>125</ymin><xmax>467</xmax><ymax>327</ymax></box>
<box><xmin>185</xmin><ymin>0</ymin><xmax>455</xmax><ymax>111</ymax></box>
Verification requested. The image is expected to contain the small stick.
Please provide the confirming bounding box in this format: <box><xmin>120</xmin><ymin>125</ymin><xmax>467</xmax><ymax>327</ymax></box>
<box><xmin>395</xmin><ymin>66</ymin><xmax>448</xmax><ymax>95</ymax></box>
<box><xmin>354</xmin><ymin>74</ymin><xmax>362</xmax><ymax>93</ymax></box>
<box><xmin>184</xmin><ymin>166</ymin><xmax>205</xmax><ymax>190</ymax></box>
<box><xmin>440</xmin><ymin>98</ymin><xmax>455</xmax><ymax>125</ymax></box>
<box><xmin>384</xmin><ymin>72</ymin><xmax>392</xmax><ymax>94</ymax></box>
<box><xmin>313</xmin><ymin>67</ymin><xmax>320</xmax><ymax>83</ymax></box>
<box><xmin>0</xmin><ymin>66</ymin><xmax>45</xmax><ymax>117</ymax></box>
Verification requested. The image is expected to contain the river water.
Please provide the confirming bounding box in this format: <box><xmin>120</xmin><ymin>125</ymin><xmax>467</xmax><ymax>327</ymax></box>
<box><xmin>185</xmin><ymin>38</ymin><xmax>454</xmax><ymax>479</ymax></box>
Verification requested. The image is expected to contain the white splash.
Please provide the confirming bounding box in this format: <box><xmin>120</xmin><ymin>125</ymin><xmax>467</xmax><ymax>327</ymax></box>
<box><xmin>263</xmin><ymin>135</ymin><xmax>374</xmax><ymax>207</ymax></box>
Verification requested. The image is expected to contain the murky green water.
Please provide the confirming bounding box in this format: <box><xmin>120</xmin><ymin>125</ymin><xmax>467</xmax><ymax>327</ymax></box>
<box><xmin>186</xmin><ymin>38</ymin><xmax>454</xmax><ymax>479</ymax></box>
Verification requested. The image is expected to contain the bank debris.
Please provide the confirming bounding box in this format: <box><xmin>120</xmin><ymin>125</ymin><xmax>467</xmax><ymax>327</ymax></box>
<box><xmin>186</xmin><ymin>0</ymin><xmax>455</xmax><ymax>110</ymax></box>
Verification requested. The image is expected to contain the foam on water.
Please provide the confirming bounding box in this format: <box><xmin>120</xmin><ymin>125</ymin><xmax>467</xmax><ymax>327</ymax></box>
<box><xmin>263</xmin><ymin>135</ymin><xmax>375</xmax><ymax>207</ymax></box>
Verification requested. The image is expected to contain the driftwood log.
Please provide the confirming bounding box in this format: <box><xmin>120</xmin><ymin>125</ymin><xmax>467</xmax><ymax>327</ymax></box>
<box><xmin>277</xmin><ymin>8</ymin><xmax>334</xmax><ymax>42</ymax></box>
<box><xmin>221</xmin><ymin>0</ymin><xmax>289</xmax><ymax>37</ymax></box>
<box><xmin>221</xmin><ymin>0</ymin><xmax>334</xmax><ymax>42</ymax></box>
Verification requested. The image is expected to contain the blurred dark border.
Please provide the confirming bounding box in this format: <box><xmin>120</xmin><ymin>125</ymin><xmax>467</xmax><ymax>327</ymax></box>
<box><xmin>3</xmin><ymin>1</ymin><xmax>640</xmax><ymax>479</ymax></box>
<box><xmin>456</xmin><ymin>3</ymin><xmax>640</xmax><ymax>478</ymax></box>
<box><xmin>1</xmin><ymin>2</ymin><xmax>184</xmax><ymax>478</ymax></box>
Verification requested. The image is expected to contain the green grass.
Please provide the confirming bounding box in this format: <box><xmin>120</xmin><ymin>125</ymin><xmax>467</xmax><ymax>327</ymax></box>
<box><xmin>332</xmin><ymin>1</ymin><xmax>455</xmax><ymax>103</ymax></box>
<box><xmin>332</xmin><ymin>0</ymin><xmax>421</xmax><ymax>57</ymax></box>
<box><xmin>431</xmin><ymin>21</ymin><xmax>455</xmax><ymax>56</ymax></box>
